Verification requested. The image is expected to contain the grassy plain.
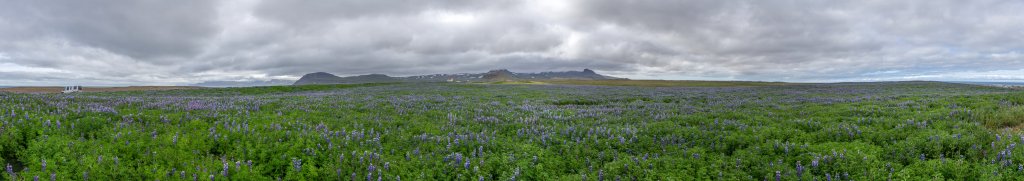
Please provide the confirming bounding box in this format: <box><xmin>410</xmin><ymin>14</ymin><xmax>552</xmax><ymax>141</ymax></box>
<box><xmin>1</xmin><ymin>81</ymin><xmax>1022</xmax><ymax>180</ymax></box>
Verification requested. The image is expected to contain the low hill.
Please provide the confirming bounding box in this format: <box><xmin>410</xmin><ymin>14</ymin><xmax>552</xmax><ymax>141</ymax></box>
<box><xmin>191</xmin><ymin>79</ymin><xmax>293</xmax><ymax>87</ymax></box>
<box><xmin>481</xmin><ymin>69</ymin><xmax>516</xmax><ymax>81</ymax></box>
<box><xmin>293</xmin><ymin>72</ymin><xmax>402</xmax><ymax>85</ymax></box>
<box><xmin>296</xmin><ymin>68</ymin><xmax>626</xmax><ymax>85</ymax></box>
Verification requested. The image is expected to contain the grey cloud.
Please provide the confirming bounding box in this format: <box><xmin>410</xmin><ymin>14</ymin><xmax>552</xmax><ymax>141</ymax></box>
<box><xmin>566</xmin><ymin>0</ymin><xmax>1024</xmax><ymax>80</ymax></box>
<box><xmin>2</xmin><ymin>0</ymin><xmax>218</xmax><ymax>60</ymax></box>
<box><xmin>253</xmin><ymin>0</ymin><xmax>515</xmax><ymax>26</ymax></box>
<box><xmin>1</xmin><ymin>0</ymin><xmax>1023</xmax><ymax>85</ymax></box>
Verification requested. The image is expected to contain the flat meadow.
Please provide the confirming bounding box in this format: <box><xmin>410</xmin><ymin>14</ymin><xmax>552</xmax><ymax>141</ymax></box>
<box><xmin>1</xmin><ymin>81</ymin><xmax>1023</xmax><ymax>180</ymax></box>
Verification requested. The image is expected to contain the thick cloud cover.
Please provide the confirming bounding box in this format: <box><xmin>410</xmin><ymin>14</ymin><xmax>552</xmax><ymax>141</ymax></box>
<box><xmin>1</xmin><ymin>0</ymin><xmax>1022</xmax><ymax>85</ymax></box>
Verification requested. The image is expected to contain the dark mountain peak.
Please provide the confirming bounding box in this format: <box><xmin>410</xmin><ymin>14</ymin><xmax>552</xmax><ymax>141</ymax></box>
<box><xmin>483</xmin><ymin>69</ymin><xmax>516</xmax><ymax>81</ymax></box>
<box><xmin>294</xmin><ymin>72</ymin><xmax>342</xmax><ymax>85</ymax></box>
<box><xmin>308</xmin><ymin>72</ymin><xmax>334</xmax><ymax>76</ymax></box>
<box><xmin>294</xmin><ymin>72</ymin><xmax>401</xmax><ymax>85</ymax></box>
<box><xmin>487</xmin><ymin>69</ymin><xmax>512</xmax><ymax>74</ymax></box>
<box><xmin>348</xmin><ymin>74</ymin><xmax>391</xmax><ymax>79</ymax></box>
<box><xmin>293</xmin><ymin>68</ymin><xmax>625</xmax><ymax>85</ymax></box>
<box><xmin>301</xmin><ymin>72</ymin><xmax>339</xmax><ymax>79</ymax></box>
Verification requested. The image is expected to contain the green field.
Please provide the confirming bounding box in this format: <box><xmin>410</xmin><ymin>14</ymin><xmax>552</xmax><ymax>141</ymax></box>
<box><xmin>483</xmin><ymin>79</ymin><xmax>793</xmax><ymax>87</ymax></box>
<box><xmin>1</xmin><ymin>81</ymin><xmax>1023</xmax><ymax>180</ymax></box>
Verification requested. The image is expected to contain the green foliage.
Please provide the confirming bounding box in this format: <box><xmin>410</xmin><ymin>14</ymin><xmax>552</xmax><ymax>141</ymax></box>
<box><xmin>539</xmin><ymin>79</ymin><xmax>794</xmax><ymax>87</ymax></box>
<box><xmin>0</xmin><ymin>82</ymin><xmax>1020</xmax><ymax>180</ymax></box>
<box><xmin>983</xmin><ymin>105</ymin><xmax>1024</xmax><ymax>129</ymax></box>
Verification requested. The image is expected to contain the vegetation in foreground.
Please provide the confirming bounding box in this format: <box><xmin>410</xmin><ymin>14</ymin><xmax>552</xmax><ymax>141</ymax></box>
<box><xmin>1</xmin><ymin>81</ymin><xmax>1023</xmax><ymax>180</ymax></box>
<box><xmin>537</xmin><ymin>79</ymin><xmax>794</xmax><ymax>87</ymax></box>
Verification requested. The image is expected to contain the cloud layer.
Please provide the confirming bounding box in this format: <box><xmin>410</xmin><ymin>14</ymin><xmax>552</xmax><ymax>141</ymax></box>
<box><xmin>1</xmin><ymin>0</ymin><xmax>1022</xmax><ymax>85</ymax></box>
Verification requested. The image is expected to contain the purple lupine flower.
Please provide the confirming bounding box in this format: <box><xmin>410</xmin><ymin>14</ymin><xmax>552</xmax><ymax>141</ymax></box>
<box><xmin>209</xmin><ymin>174</ymin><xmax>215</xmax><ymax>181</ymax></box>
<box><xmin>775</xmin><ymin>171</ymin><xmax>781</xmax><ymax>181</ymax></box>
<box><xmin>34</xmin><ymin>176</ymin><xmax>39</xmax><ymax>181</ymax></box>
<box><xmin>796</xmin><ymin>161</ymin><xmax>804</xmax><ymax>178</ymax></box>
<box><xmin>41</xmin><ymin>159</ymin><xmax>47</xmax><ymax>172</ymax></box>
<box><xmin>384</xmin><ymin>162</ymin><xmax>390</xmax><ymax>171</ymax></box>
<box><xmin>292</xmin><ymin>158</ymin><xmax>302</xmax><ymax>172</ymax></box>
<box><xmin>50</xmin><ymin>173</ymin><xmax>55</xmax><ymax>181</ymax></box>
<box><xmin>511</xmin><ymin>168</ymin><xmax>521</xmax><ymax>181</ymax></box>
<box><xmin>7</xmin><ymin>163</ymin><xmax>14</xmax><ymax>175</ymax></box>
<box><xmin>222</xmin><ymin>161</ymin><xmax>229</xmax><ymax>177</ymax></box>
<box><xmin>811</xmin><ymin>157</ymin><xmax>819</xmax><ymax>168</ymax></box>
<box><xmin>598</xmin><ymin>169</ymin><xmax>604</xmax><ymax>181</ymax></box>
<box><xmin>465</xmin><ymin>160</ymin><xmax>471</xmax><ymax>169</ymax></box>
<box><xmin>825</xmin><ymin>173</ymin><xmax>831</xmax><ymax>181</ymax></box>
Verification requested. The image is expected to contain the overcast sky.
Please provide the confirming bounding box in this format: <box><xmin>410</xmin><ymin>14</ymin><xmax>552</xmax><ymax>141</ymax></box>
<box><xmin>1</xmin><ymin>0</ymin><xmax>1023</xmax><ymax>86</ymax></box>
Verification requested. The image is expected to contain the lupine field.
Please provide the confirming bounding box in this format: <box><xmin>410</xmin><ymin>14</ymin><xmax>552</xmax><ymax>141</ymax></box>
<box><xmin>1</xmin><ymin>82</ymin><xmax>1024</xmax><ymax>180</ymax></box>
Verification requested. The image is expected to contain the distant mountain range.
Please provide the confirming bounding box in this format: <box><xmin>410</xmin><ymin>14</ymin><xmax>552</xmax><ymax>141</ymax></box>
<box><xmin>950</xmin><ymin>81</ymin><xmax>1024</xmax><ymax>88</ymax></box>
<box><xmin>293</xmin><ymin>69</ymin><xmax>625</xmax><ymax>85</ymax></box>
<box><xmin>191</xmin><ymin>79</ymin><xmax>294</xmax><ymax>87</ymax></box>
